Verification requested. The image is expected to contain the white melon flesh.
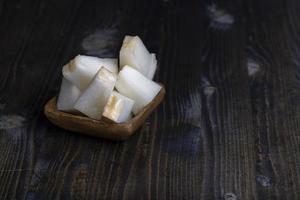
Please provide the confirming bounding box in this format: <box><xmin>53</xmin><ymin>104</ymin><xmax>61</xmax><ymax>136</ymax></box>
<box><xmin>119</xmin><ymin>36</ymin><xmax>157</xmax><ymax>79</ymax></box>
<box><xmin>57</xmin><ymin>77</ymin><xmax>81</xmax><ymax>113</ymax></box>
<box><xmin>74</xmin><ymin>68</ymin><xmax>117</xmax><ymax>120</ymax></box>
<box><xmin>147</xmin><ymin>53</ymin><xmax>157</xmax><ymax>80</ymax></box>
<box><xmin>62</xmin><ymin>55</ymin><xmax>118</xmax><ymax>90</ymax></box>
<box><xmin>115</xmin><ymin>66</ymin><xmax>162</xmax><ymax>114</ymax></box>
<box><xmin>103</xmin><ymin>91</ymin><xmax>134</xmax><ymax>123</ymax></box>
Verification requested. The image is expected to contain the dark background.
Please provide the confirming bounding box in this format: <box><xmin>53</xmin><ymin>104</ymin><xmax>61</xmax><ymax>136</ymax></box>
<box><xmin>0</xmin><ymin>0</ymin><xmax>300</xmax><ymax>199</ymax></box>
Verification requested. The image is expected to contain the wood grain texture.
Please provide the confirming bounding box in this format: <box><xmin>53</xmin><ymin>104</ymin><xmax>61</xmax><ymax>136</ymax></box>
<box><xmin>0</xmin><ymin>0</ymin><xmax>300</xmax><ymax>199</ymax></box>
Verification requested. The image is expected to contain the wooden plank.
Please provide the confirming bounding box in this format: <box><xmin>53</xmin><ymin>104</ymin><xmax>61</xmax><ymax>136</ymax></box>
<box><xmin>247</xmin><ymin>0</ymin><xmax>300</xmax><ymax>199</ymax></box>
<box><xmin>145</xmin><ymin>1</ymin><xmax>206</xmax><ymax>199</ymax></box>
<box><xmin>199</xmin><ymin>0</ymin><xmax>257</xmax><ymax>199</ymax></box>
<box><xmin>0</xmin><ymin>0</ymin><xmax>83</xmax><ymax>199</ymax></box>
<box><xmin>0</xmin><ymin>0</ymin><xmax>300</xmax><ymax>199</ymax></box>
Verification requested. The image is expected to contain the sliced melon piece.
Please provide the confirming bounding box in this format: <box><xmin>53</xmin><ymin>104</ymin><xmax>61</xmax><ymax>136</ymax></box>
<box><xmin>74</xmin><ymin>67</ymin><xmax>117</xmax><ymax>120</ymax></box>
<box><xmin>115</xmin><ymin>66</ymin><xmax>161</xmax><ymax>114</ymax></box>
<box><xmin>119</xmin><ymin>36</ymin><xmax>157</xmax><ymax>79</ymax></box>
<box><xmin>62</xmin><ymin>55</ymin><xmax>118</xmax><ymax>90</ymax></box>
<box><xmin>57</xmin><ymin>77</ymin><xmax>82</xmax><ymax>113</ymax></box>
<box><xmin>146</xmin><ymin>53</ymin><xmax>157</xmax><ymax>80</ymax></box>
<box><xmin>103</xmin><ymin>91</ymin><xmax>134</xmax><ymax>123</ymax></box>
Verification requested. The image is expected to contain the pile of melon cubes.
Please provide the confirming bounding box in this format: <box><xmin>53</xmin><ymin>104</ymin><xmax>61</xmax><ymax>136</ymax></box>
<box><xmin>57</xmin><ymin>36</ymin><xmax>161</xmax><ymax>123</ymax></box>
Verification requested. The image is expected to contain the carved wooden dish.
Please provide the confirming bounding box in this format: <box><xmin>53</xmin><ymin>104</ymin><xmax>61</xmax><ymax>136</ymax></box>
<box><xmin>44</xmin><ymin>85</ymin><xmax>165</xmax><ymax>141</ymax></box>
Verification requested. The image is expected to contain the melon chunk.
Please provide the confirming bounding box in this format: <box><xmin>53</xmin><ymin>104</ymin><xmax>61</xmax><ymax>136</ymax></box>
<box><xmin>103</xmin><ymin>91</ymin><xmax>134</xmax><ymax>123</ymax></box>
<box><xmin>74</xmin><ymin>68</ymin><xmax>117</xmax><ymax>120</ymax></box>
<box><xmin>63</xmin><ymin>55</ymin><xmax>118</xmax><ymax>90</ymax></box>
<box><xmin>115</xmin><ymin>66</ymin><xmax>161</xmax><ymax>114</ymax></box>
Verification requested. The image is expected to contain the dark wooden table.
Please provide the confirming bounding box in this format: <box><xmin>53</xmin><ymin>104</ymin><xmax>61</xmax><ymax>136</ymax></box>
<box><xmin>1</xmin><ymin>0</ymin><xmax>300</xmax><ymax>199</ymax></box>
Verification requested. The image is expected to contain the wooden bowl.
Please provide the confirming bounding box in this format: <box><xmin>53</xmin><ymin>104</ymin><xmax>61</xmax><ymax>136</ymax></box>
<box><xmin>44</xmin><ymin>85</ymin><xmax>165</xmax><ymax>141</ymax></box>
